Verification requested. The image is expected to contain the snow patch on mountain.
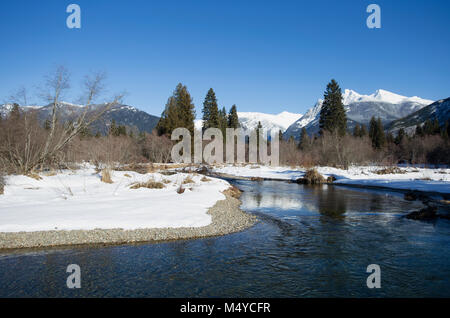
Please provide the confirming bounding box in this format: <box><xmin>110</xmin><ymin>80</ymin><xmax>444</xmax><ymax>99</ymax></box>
<box><xmin>195</xmin><ymin>111</ymin><xmax>302</xmax><ymax>134</ymax></box>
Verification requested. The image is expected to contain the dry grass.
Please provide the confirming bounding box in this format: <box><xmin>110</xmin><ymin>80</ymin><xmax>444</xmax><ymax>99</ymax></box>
<box><xmin>27</xmin><ymin>173</ymin><xmax>42</xmax><ymax>181</ymax></box>
<box><xmin>374</xmin><ymin>167</ymin><xmax>406</xmax><ymax>175</ymax></box>
<box><xmin>130</xmin><ymin>178</ymin><xmax>165</xmax><ymax>189</ymax></box>
<box><xmin>124</xmin><ymin>173</ymin><xmax>132</xmax><ymax>178</ymax></box>
<box><xmin>297</xmin><ymin>168</ymin><xmax>325</xmax><ymax>184</ymax></box>
<box><xmin>162</xmin><ymin>179</ymin><xmax>171</xmax><ymax>184</ymax></box>
<box><xmin>200</xmin><ymin>176</ymin><xmax>211</xmax><ymax>182</ymax></box>
<box><xmin>43</xmin><ymin>170</ymin><xmax>57</xmax><ymax>177</ymax></box>
<box><xmin>182</xmin><ymin>176</ymin><xmax>195</xmax><ymax>184</ymax></box>
<box><xmin>223</xmin><ymin>185</ymin><xmax>242</xmax><ymax>198</ymax></box>
<box><xmin>0</xmin><ymin>175</ymin><xmax>4</xmax><ymax>195</ymax></box>
<box><xmin>101</xmin><ymin>168</ymin><xmax>113</xmax><ymax>184</ymax></box>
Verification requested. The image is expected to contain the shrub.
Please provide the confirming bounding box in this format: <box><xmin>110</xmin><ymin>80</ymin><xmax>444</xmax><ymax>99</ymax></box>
<box><xmin>101</xmin><ymin>168</ymin><xmax>113</xmax><ymax>183</ymax></box>
<box><xmin>200</xmin><ymin>176</ymin><xmax>211</xmax><ymax>182</ymax></box>
<box><xmin>182</xmin><ymin>176</ymin><xmax>195</xmax><ymax>184</ymax></box>
<box><xmin>297</xmin><ymin>168</ymin><xmax>325</xmax><ymax>184</ymax></box>
<box><xmin>177</xmin><ymin>184</ymin><xmax>185</xmax><ymax>194</ymax></box>
<box><xmin>0</xmin><ymin>175</ymin><xmax>4</xmax><ymax>195</ymax></box>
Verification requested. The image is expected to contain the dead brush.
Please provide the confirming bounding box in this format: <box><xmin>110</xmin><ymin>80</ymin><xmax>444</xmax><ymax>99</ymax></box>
<box><xmin>101</xmin><ymin>168</ymin><xmax>113</xmax><ymax>184</ymax></box>
<box><xmin>0</xmin><ymin>175</ymin><xmax>4</xmax><ymax>195</ymax></box>
<box><xmin>177</xmin><ymin>184</ymin><xmax>185</xmax><ymax>194</ymax></box>
<box><xmin>182</xmin><ymin>176</ymin><xmax>195</xmax><ymax>184</ymax></box>
<box><xmin>375</xmin><ymin>167</ymin><xmax>406</xmax><ymax>175</ymax></box>
<box><xmin>223</xmin><ymin>185</ymin><xmax>242</xmax><ymax>198</ymax></box>
<box><xmin>297</xmin><ymin>168</ymin><xmax>325</xmax><ymax>184</ymax></box>
<box><xmin>27</xmin><ymin>172</ymin><xmax>42</xmax><ymax>180</ymax></box>
<box><xmin>200</xmin><ymin>176</ymin><xmax>211</xmax><ymax>182</ymax></box>
<box><xmin>130</xmin><ymin>178</ymin><xmax>164</xmax><ymax>189</ymax></box>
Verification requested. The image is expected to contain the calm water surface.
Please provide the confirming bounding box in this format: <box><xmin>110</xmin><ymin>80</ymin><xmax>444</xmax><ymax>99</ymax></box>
<box><xmin>1</xmin><ymin>181</ymin><xmax>449</xmax><ymax>297</ymax></box>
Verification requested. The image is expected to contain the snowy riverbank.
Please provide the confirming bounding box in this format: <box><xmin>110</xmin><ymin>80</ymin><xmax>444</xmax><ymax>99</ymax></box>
<box><xmin>212</xmin><ymin>165</ymin><xmax>450</xmax><ymax>194</ymax></box>
<box><xmin>0</xmin><ymin>166</ymin><xmax>256</xmax><ymax>249</ymax></box>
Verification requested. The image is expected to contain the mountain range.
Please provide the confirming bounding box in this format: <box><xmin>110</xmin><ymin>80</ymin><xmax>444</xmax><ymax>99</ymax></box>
<box><xmin>0</xmin><ymin>102</ymin><xmax>160</xmax><ymax>135</ymax></box>
<box><xmin>1</xmin><ymin>89</ymin><xmax>447</xmax><ymax>138</ymax></box>
<box><xmin>284</xmin><ymin>89</ymin><xmax>436</xmax><ymax>140</ymax></box>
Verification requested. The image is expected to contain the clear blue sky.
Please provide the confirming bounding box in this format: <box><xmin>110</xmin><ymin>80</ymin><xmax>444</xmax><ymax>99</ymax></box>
<box><xmin>0</xmin><ymin>0</ymin><xmax>449</xmax><ymax>117</ymax></box>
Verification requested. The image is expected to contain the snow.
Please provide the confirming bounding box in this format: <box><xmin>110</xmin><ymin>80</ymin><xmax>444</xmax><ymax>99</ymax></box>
<box><xmin>194</xmin><ymin>111</ymin><xmax>302</xmax><ymax>134</ymax></box>
<box><xmin>343</xmin><ymin>89</ymin><xmax>434</xmax><ymax>106</ymax></box>
<box><xmin>0</xmin><ymin>167</ymin><xmax>230</xmax><ymax>233</ymax></box>
<box><xmin>212</xmin><ymin>165</ymin><xmax>450</xmax><ymax>194</ymax></box>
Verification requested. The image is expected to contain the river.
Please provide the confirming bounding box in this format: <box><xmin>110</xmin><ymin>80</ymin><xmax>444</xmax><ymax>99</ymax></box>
<box><xmin>1</xmin><ymin>180</ymin><xmax>449</xmax><ymax>297</ymax></box>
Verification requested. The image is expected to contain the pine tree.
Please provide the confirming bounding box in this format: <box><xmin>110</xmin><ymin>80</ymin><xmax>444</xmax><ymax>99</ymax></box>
<box><xmin>353</xmin><ymin>124</ymin><xmax>361</xmax><ymax>138</ymax></box>
<box><xmin>319</xmin><ymin>79</ymin><xmax>347</xmax><ymax>136</ymax></box>
<box><xmin>109</xmin><ymin>119</ymin><xmax>118</xmax><ymax>136</ymax></box>
<box><xmin>156</xmin><ymin>84</ymin><xmax>196</xmax><ymax>136</ymax></box>
<box><xmin>360</xmin><ymin>124</ymin><xmax>368</xmax><ymax>137</ymax></box>
<box><xmin>44</xmin><ymin>118</ymin><xmax>51</xmax><ymax>130</ymax></box>
<box><xmin>227</xmin><ymin>104</ymin><xmax>240</xmax><ymax>128</ymax></box>
<box><xmin>298</xmin><ymin>127</ymin><xmax>309</xmax><ymax>150</ymax></box>
<box><xmin>9</xmin><ymin>103</ymin><xmax>21</xmax><ymax>121</ymax></box>
<box><xmin>369</xmin><ymin>117</ymin><xmax>386</xmax><ymax>149</ymax></box>
<box><xmin>174</xmin><ymin>83</ymin><xmax>196</xmax><ymax>135</ymax></box>
<box><xmin>219</xmin><ymin>107</ymin><xmax>228</xmax><ymax>142</ymax></box>
<box><xmin>278</xmin><ymin>129</ymin><xmax>283</xmax><ymax>142</ymax></box>
<box><xmin>395</xmin><ymin>128</ymin><xmax>405</xmax><ymax>145</ymax></box>
<box><xmin>415</xmin><ymin>124</ymin><xmax>424</xmax><ymax>137</ymax></box>
<box><xmin>202</xmin><ymin>88</ymin><xmax>219</xmax><ymax>130</ymax></box>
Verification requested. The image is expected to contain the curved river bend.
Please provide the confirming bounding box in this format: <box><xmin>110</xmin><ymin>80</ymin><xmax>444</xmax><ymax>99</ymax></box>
<box><xmin>1</xmin><ymin>180</ymin><xmax>449</xmax><ymax>297</ymax></box>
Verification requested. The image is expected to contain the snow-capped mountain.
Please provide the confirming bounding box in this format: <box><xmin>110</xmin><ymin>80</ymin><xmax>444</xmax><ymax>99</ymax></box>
<box><xmin>284</xmin><ymin>89</ymin><xmax>434</xmax><ymax>139</ymax></box>
<box><xmin>387</xmin><ymin>97</ymin><xmax>450</xmax><ymax>134</ymax></box>
<box><xmin>0</xmin><ymin>102</ymin><xmax>160</xmax><ymax>134</ymax></box>
<box><xmin>194</xmin><ymin>111</ymin><xmax>302</xmax><ymax>135</ymax></box>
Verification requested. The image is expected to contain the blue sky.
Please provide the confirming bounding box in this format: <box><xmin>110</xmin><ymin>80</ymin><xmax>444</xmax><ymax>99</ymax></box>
<box><xmin>0</xmin><ymin>0</ymin><xmax>449</xmax><ymax>117</ymax></box>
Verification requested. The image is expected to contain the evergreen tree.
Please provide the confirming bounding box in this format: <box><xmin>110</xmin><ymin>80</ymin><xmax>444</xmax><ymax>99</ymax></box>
<box><xmin>369</xmin><ymin>116</ymin><xmax>385</xmax><ymax>149</ymax></box>
<box><xmin>156</xmin><ymin>83</ymin><xmax>196</xmax><ymax>136</ymax></box>
<box><xmin>44</xmin><ymin>118</ymin><xmax>51</xmax><ymax>130</ymax></box>
<box><xmin>395</xmin><ymin>128</ymin><xmax>405</xmax><ymax>145</ymax></box>
<box><xmin>174</xmin><ymin>83</ymin><xmax>196</xmax><ymax>135</ymax></box>
<box><xmin>298</xmin><ymin>127</ymin><xmax>309</xmax><ymax>150</ymax></box>
<box><xmin>278</xmin><ymin>129</ymin><xmax>283</xmax><ymax>143</ymax></box>
<box><xmin>9</xmin><ymin>103</ymin><xmax>21</xmax><ymax>121</ymax></box>
<box><xmin>360</xmin><ymin>124</ymin><xmax>368</xmax><ymax>137</ymax></box>
<box><xmin>353</xmin><ymin>124</ymin><xmax>361</xmax><ymax>138</ymax></box>
<box><xmin>202</xmin><ymin>88</ymin><xmax>219</xmax><ymax>130</ymax></box>
<box><xmin>441</xmin><ymin>121</ymin><xmax>449</xmax><ymax>140</ymax></box>
<box><xmin>415</xmin><ymin>124</ymin><xmax>424</xmax><ymax>137</ymax></box>
<box><xmin>386</xmin><ymin>132</ymin><xmax>394</xmax><ymax>144</ymax></box>
<box><xmin>109</xmin><ymin>119</ymin><xmax>118</xmax><ymax>136</ymax></box>
<box><xmin>218</xmin><ymin>107</ymin><xmax>228</xmax><ymax>141</ymax></box>
<box><xmin>227</xmin><ymin>104</ymin><xmax>240</xmax><ymax>128</ymax></box>
<box><xmin>319</xmin><ymin>79</ymin><xmax>347</xmax><ymax>136</ymax></box>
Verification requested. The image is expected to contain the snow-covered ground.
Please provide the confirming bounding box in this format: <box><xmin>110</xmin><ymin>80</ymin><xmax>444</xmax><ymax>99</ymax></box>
<box><xmin>212</xmin><ymin>165</ymin><xmax>450</xmax><ymax>194</ymax></box>
<box><xmin>0</xmin><ymin>167</ymin><xmax>230</xmax><ymax>233</ymax></box>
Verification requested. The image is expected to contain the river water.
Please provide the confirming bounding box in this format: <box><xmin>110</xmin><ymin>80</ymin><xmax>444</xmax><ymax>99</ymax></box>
<box><xmin>1</xmin><ymin>180</ymin><xmax>449</xmax><ymax>297</ymax></box>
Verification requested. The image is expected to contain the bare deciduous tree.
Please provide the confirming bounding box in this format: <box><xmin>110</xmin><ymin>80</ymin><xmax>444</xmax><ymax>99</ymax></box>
<box><xmin>0</xmin><ymin>66</ymin><xmax>123</xmax><ymax>174</ymax></box>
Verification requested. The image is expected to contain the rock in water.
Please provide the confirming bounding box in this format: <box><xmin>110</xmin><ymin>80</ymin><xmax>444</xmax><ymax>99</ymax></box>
<box><xmin>406</xmin><ymin>206</ymin><xmax>437</xmax><ymax>220</ymax></box>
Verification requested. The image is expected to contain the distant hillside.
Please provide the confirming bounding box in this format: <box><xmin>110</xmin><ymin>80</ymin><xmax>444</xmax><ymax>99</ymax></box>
<box><xmin>0</xmin><ymin>102</ymin><xmax>160</xmax><ymax>134</ymax></box>
<box><xmin>387</xmin><ymin>97</ymin><xmax>450</xmax><ymax>134</ymax></box>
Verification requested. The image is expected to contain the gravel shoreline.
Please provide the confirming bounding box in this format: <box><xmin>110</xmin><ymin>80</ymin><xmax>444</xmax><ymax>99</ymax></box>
<box><xmin>0</xmin><ymin>190</ymin><xmax>257</xmax><ymax>250</ymax></box>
